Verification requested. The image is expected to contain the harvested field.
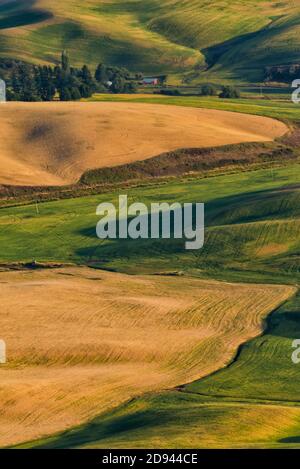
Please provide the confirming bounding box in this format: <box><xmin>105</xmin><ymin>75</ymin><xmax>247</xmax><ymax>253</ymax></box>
<box><xmin>0</xmin><ymin>266</ymin><xmax>295</xmax><ymax>447</ymax></box>
<box><xmin>0</xmin><ymin>102</ymin><xmax>287</xmax><ymax>186</ymax></box>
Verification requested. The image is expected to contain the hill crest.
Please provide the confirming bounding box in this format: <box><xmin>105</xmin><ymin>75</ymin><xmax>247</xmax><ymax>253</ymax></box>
<box><xmin>0</xmin><ymin>1</ymin><xmax>299</xmax><ymax>82</ymax></box>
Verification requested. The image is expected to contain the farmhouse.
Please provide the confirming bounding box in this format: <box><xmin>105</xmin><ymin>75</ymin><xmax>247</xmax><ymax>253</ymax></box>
<box><xmin>142</xmin><ymin>77</ymin><xmax>159</xmax><ymax>85</ymax></box>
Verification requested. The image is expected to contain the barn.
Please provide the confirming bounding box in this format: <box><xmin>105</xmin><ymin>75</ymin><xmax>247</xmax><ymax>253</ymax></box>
<box><xmin>142</xmin><ymin>77</ymin><xmax>159</xmax><ymax>86</ymax></box>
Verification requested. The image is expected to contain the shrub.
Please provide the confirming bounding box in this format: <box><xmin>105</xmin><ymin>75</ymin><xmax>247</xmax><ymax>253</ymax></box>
<box><xmin>219</xmin><ymin>86</ymin><xmax>240</xmax><ymax>99</ymax></box>
<box><xmin>200</xmin><ymin>84</ymin><xmax>217</xmax><ymax>96</ymax></box>
<box><xmin>160</xmin><ymin>88</ymin><xmax>181</xmax><ymax>96</ymax></box>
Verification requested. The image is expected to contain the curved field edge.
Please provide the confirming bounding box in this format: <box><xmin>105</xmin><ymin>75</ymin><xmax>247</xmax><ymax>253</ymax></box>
<box><xmin>17</xmin><ymin>288</ymin><xmax>299</xmax><ymax>449</ymax></box>
<box><xmin>0</xmin><ymin>96</ymin><xmax>297</xmax><ymax>205</ymax></box>
<box><xmin>1</xmin><ymin>138</ymin><xmax>298</xmax><ymax>206</ymax></box>
<box><xmin>87</xmin><ymin>94</ymin><xmax>300</xmax><ymax>122</ymax></box>
<box><xmin>0</xmin><ymin>267</ymin><xmax>295</xmax><ymax>448</ymax></box>
<box><xmin>0</xmin><ymin>102</ymin><xmax>288</xmax><ymax>187</ymax></box>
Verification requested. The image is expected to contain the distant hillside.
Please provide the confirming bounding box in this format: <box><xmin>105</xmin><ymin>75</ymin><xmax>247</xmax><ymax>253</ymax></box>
<box><xmin>0</xmin><ymin>1</ymin><xmax>300</xmax><ymax>82</ymax></box>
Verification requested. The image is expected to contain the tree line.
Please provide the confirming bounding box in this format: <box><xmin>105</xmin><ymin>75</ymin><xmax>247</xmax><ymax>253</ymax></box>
<box><xmin>0</xmin><ymin>51</ymin><xmax>140</xmax><ymax>101</ymax></box>
<box><xmin>159</xmin><ymin>84</ymin><xmax>240</xmax><ymax>98</ymax></box>
<box><xmin>265</xmin><ymin>64</ymin><xmax>300</xmax><ymax>83</ymax></box>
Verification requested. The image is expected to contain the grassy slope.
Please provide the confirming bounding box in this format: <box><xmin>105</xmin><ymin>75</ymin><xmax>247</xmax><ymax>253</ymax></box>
<box><xmin>0</xmin><ymin>1</ymin><xmax>300</xmax><ymax>80</ymax></box>
<box><xmin>0</xmin><ymin>0</ymin><xmax>202</xmax><ymax>72</ymax></box>
<box><xmin>1</xmin><ymin>164</ymin><xmax>300</xmax><ymax>283</ymax></box>
<box><xmin>88</xmin><ymin>94</ymin><xmax>300</xmax><ymax>122</ymax></box>
<box><xmin>206</xmin><ymin>11</ymin><xmax>300</xmax><ymax>82</ymax></box>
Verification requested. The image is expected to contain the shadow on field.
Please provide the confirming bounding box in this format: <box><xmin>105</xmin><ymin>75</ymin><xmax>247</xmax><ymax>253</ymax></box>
<box><xmin>72</xmin><ymin>185</ymin><xmax>300</xmax><ymax>282</ymax></box>
<box><xmin>0</xmin><ymin>9</ymin><xmax>52</xmax><ymax>29</ymax></box>
<box><xmin>268</xmin><ymin>311</ymin><xmax>300</xmax><ymax>339</ymax></box>
<box><xmin>279</xmin><ymin>436</ymin><xmax>300</xmax><ymax>444</ymax></box>
<box><xmin>265</xmin><ymin>292</ymin><xmax>300</xmax><ymax>340</ymax></box>
<box><xmin>27</xmin><ymin>404</ymin><xmax>176</xmax><ymax>449</ymax></box>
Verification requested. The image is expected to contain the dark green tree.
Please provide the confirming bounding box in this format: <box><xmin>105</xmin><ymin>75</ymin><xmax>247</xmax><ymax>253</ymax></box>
<box><xmin>200</xmin><ymin>84</ymin><xmax>217</xmax><ymax>96</ymax></box>
<box><xmin>219</xmin><ymin>86</ymin><xmax>240</xmax><ymax>99</ymax></box>
<box><xmin>61</xmin><ymin>50</ymin><xmax>70</xmax><ymax>73</ymax></box>
<box><xmin>95</xmin><ymin>63</ymin><xmax>108</xmax><ymax>83</ymax></box>
<box><xmin>80</xmin><ymin>65</ymin><xmax>95</xmax><ymax>96</ymax></box>
<box><xmin>37</xmin><ymin>66</ymin><xmax>56</xmax><ymax>101</ymax></box>
<box><xmin>11</xmin><ymin>69</ymin><xmax>22</xmax><ymax>99</ymax></box>
<box><xmin>17</xmin><ymin>64</ymin><xmax>40</xmax><ymax>101</ymax></box>
<box><xmin>70</xmin><ymin>87</ymin><xmax>82</xmax><ymax>100</ymax></box>
<box><xmin>59</xmin><ymin>87</ymin><xmax>72</xmax><ymax>101</ymax></box>
<box><xmin>79</xmin><ymin>83</ymin><xmax>91</xmax><ymax>98</ymax></box>
<box><xmin>123</xmin><ymin>81</ymin><xmax>137</xmax><ymax>93</ymax></box>
<box><xmin>111</xmin><ymin>75</ymin><xmax>125</xmax><ymax>93</ymax></box>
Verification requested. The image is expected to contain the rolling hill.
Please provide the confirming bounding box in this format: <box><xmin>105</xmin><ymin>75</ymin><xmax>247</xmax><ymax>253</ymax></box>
<box><xmin>0</xmin><ymin>2</ymin><xmax>300</xmax><ymax>448</ymax></box>
<box><xmin>2</xmin><ymin>162</ymin><xmax>300</xmax><ymax>448</ymax></box>
<box><xmin>0</xmin><ymin>101</ymin><xmax>287</xmax><ymax>186</ymax></box>
<box><xmin>1</xmin><ymin>266</ymin><xmax>294</xmax><ymax>447</ymax></box>
<box><xmin>0</xmin><ymin>95</ymin><xmax>299</xmax><ymax>447</ymax></box>
<box><xmin>0</xmin><ymin>1</ymin><xmax>300</xmax><ymax>81</ymax></box>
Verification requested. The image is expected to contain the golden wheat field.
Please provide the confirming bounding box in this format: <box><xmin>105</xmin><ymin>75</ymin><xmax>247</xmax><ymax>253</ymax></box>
<box><xmin>0</xmin><ymin>102</ymin><xmax>287</xmax><ymax>186</ymax></box>
<box><xmin>0</xmin><ymin>266</ymin><xmax>295</xmax><ymax>447</ymax></box>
